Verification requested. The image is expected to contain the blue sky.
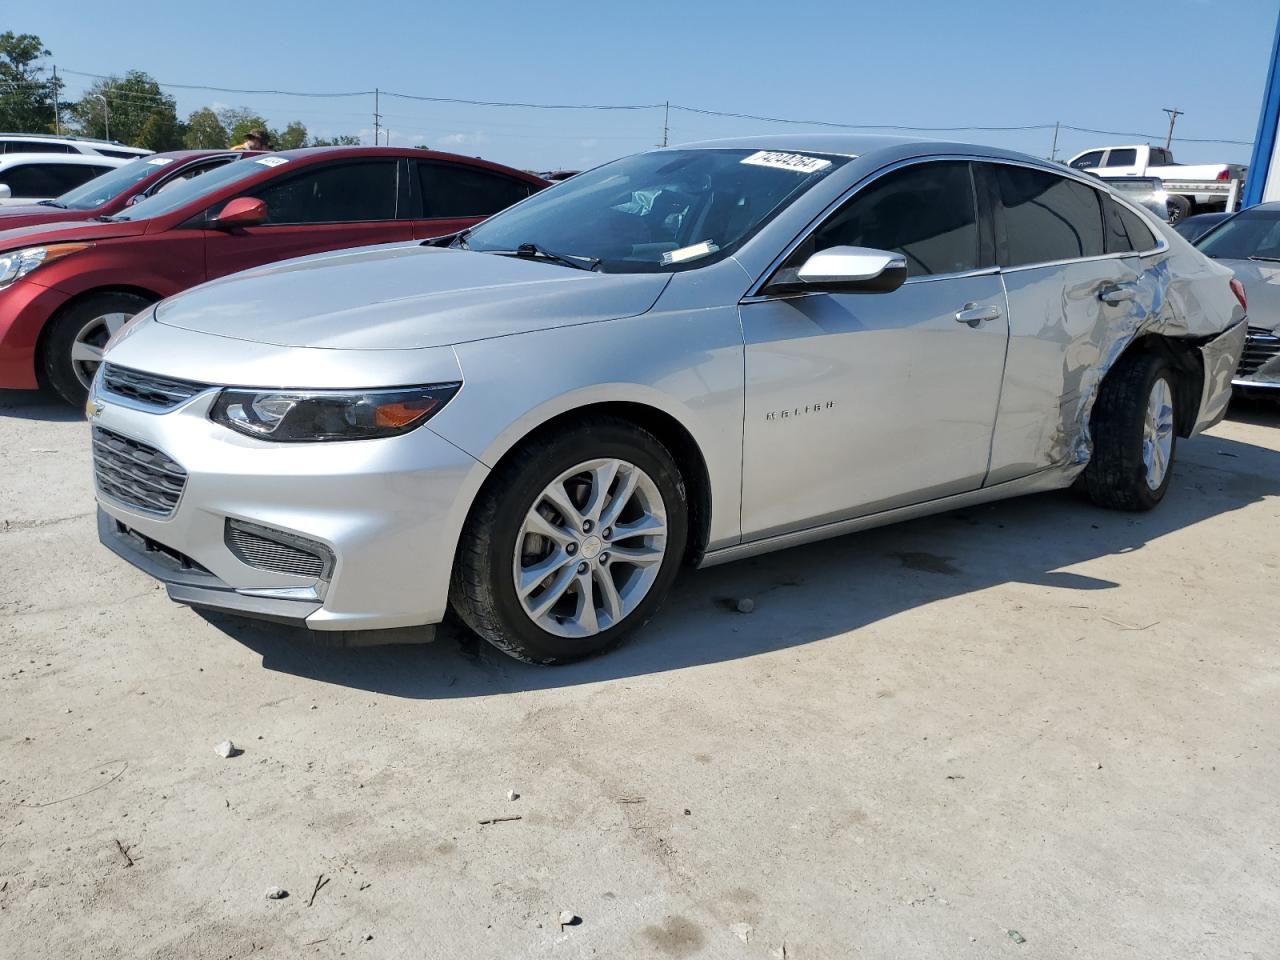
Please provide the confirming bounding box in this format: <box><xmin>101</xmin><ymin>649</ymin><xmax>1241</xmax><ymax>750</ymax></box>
<box><xmin>10</xmin><ymin>0</ymin><xmax>1278</xmax><ymax>171</ymax></box>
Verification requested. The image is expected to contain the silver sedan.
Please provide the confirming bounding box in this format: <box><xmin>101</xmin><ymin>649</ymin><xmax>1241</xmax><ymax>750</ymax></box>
<box><xmin>91</xmin><ymin>136</ymin><xmax>1246</xmax><ymax>663</ymax></box>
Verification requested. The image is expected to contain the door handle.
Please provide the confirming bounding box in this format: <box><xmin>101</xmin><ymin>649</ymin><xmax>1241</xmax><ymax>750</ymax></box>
<box><xmin>954</xmin><ymin>303</ymin><xmax>1002</xmax><ymax>327</ymax></box>
<box><xmin>1099</xmin><ymin>284</ymin><xmax>1136</xmax><ymax>305</ymax></box>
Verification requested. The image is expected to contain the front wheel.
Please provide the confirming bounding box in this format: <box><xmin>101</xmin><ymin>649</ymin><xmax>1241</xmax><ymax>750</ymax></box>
<box><xmin>42</xmin><ymin>291</ymin><xmax>155</xmax><ymax>407</ymax></box>
<box><xmin>1083</xmin><ymin>351</ymin><xmax>1178</xmax><ymax>511</ymax></box>
<box><xmin>451</xmin><ymin>418</ymin><xmax>689</xmax><ymax>663</ymax></box>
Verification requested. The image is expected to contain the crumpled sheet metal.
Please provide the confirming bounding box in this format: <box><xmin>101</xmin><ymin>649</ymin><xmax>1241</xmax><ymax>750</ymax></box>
<box><xmin>1056</xmin><ymin>248</ymin><xmax>1244</xmax><ymax>470</ymax></box>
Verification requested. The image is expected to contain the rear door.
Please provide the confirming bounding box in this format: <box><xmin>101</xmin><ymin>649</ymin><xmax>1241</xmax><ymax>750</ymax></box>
<box><xmin>739</xmin><ymin>159</ymin><xmax>1010</xmax><ymax>539</ymax></box>
<box><xmin>202</xmin><ymin>158</ymin><xmax>411</xmax><ymax>281</ymax></box>
<box><xmin>981</xmin><ymin>163</ymin><xmax>1148</xmax><ymax>484</ymax></box>
<box><xmin>409</xmin><ymin>160</ymin><xmax>537</xmax><ymax>239</ymax></box>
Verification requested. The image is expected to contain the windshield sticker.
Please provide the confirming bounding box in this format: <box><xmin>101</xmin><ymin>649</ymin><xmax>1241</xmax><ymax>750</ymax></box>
<box><xmin>741</xmin><ymin>151</ymin><xmax>832</xmax><ymax>174</ymax></box>
<box><xmin>255</xmin><ymin>156</ymin><xmax>289</xmax><ymax>167</ymax></box>
<box><xmin>145</xmin><ymin>157</ymin><xmax>175</xmax><ymax>166</ymax></box>
<box><xmin>661</xmin><ymin>240</ymin><xmax>720</xmax><ymax>265</ymax></box>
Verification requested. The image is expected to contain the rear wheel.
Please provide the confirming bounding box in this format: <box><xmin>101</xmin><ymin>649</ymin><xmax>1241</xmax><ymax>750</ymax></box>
<box><xmin>1165</xmin><ymin>194</ymin><xmax>1192</xmax><ymax>224</ymax></box>
<box><xmin>1083</xmin><ymin>351</ymin><xmax>1177</xmax><ymax>511</ymax></box>
<box><xmin>41</xmin><ymin>292</ymin><xmax>154</xmax><ymax>407</ymax></box>
<box><xmin>451</xmin><ymin>417</ymin><xmax>688</xmax><ymax>664</ymax></box>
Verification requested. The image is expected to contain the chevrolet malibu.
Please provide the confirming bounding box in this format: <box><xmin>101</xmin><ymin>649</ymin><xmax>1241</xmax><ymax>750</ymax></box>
<box><xmin>91</xmin><ymin>136</ymin><xmax>1247</xmax><ymax>664</ymax></box>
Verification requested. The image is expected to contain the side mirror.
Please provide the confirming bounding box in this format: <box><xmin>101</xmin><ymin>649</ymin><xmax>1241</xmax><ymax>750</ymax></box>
<box><xmin>125</xmin><ymin>194</ymin><xmax>145</xmax><ymax>206</ymax></box>
<box><xmin>0</xmin><ymin>184</ymin><xmax>11</xmax><ymax>201</ymax></box>
<box><xmin>211</xmin><ymin>196</ymin><xmax>267</xmax><ymax>230</ymax></box>
<box><xmin>765</xmin><ymin>246</ymin><xmax>907</xmax><ymax>295</ymax></box>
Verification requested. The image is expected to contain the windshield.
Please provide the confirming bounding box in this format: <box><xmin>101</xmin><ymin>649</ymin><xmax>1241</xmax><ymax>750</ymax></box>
<box><xmin>462</xmin><ymin>148</ymin><xmax>848</xmax><ymax>272</ymax></box>
<box><xmin>1196</xmin><ymin>209</ymin><xmax>1280</xmax><ymax>260</ymax></box>
<box><xmin>54</xmin><ymin>158</ymin><xmax>165</xmax><ymax>210</ymax></box>
<box><xmin>108</xmin><ymin>156</ymin><xmax>262</xmax><ymax>221</ymax></box>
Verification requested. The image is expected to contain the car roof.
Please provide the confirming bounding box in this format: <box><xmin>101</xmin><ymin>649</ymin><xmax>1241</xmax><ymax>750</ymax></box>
<box><xmin>264</xmin><ymin>146</ymin><xmax>548</xmax><ymax>182</ymax></box>
<box><xmin>0</xmin><ymin>152</ymin><xmax>130</xmax><ymax>167</ymax></box>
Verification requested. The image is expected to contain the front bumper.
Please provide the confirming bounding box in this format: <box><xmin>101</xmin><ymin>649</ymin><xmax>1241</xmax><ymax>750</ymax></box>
<box><xmin>91</xmin><ymin>380</ymin><xmax>487</xmax><ymax>633</ymax></box>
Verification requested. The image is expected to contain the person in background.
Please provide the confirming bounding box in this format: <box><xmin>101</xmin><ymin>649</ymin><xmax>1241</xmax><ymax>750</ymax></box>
<box><xmin>233</xmin><ymin>128</ymin><xmax>272</xmax><ymax>151</ymax></box>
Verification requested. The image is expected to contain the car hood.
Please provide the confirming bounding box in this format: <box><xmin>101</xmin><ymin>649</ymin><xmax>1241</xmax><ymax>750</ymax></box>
<box><xmin>153</xmin><ymin>244</ymin><xmax>671</xmax><ymax>350</ymax></box>
<box><xmin>0</xmin><ymin>216</ymin><xmax>149</xmax><ymax>252</ymax></box>
<box><xmin>0</xmin><ymin>205</ymin><xmax>95</xmax><ymax>232</ymax></box>
<box><xmin>1218</xmin><ymin>258</ymin><xmax>1280</xmax><ymax>333</ymax></box>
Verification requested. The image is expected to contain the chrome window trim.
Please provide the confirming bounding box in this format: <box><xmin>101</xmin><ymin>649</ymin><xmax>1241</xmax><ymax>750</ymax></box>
<box><xmin>745</xmin><ymin>153</ymin><xmax>1167</xmax><ymax>300</ymax></box>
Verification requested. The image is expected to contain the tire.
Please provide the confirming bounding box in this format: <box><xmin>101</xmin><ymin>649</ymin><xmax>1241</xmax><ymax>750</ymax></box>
<box><xmin>41</xmin><ymin>291</ymin><xmax>155</xmax><ymax>407</ymax></box>
<box><xmin>1083</xmin><ymin>351</ymin><xmax>1178</xmax><ymax>511</ymax></box>
<box><xmin>450</xmin><ymin>416</ymin><xmax>689</xmax><ymax>664</ymax></box>
<box><xmin>1165</xmin><ymin>194</ymin><xmax>1192</xmax><ymax>224</ymax></box>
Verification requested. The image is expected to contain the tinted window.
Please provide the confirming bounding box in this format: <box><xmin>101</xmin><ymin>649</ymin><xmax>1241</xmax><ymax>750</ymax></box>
<box><xmin>993</xmin><ymin>165</ymin><xmax>1105</xmax><ymax>266</ymax></box>
<box><xmin>1104</xmin><ymin>148</ymin><xmax>1137</xmax><ymax>167</ymax></box>
<box><xmin>95</xmin><ymin>149</ymin><xmax>145</xmax><ymax>160</ymax></box>
<box><xmin>1197</xmin><ymin>209</ymin><xmax>1280</xmax><ymax>260</ymax></box>
<box><xmin>417</xmin><ymin>162</ymin><xmax>532</xmax><ymax>218</ymax></box>
<box><xmin>1070</xmin><ymin>151</ymin><xmax>1104</xmax><ymax>170</ymax></box>
<box><xmin>1</xmin><ymin>163</ymin><xmax>110</xmax><ymax>198</ymax></box>
<box><xmin>252</xmin><ymin>161</ymin><xmax>398</xmax><ymax>224</ymax></box>
<box><xmin>807</xmin><ymin>161</ymin><xmax>979</xmax><ymax>277</ymax></box>
<box><xmin>1115</xmin><ymin>203</ymin><xmax>1158</xmax><ymax>252</ymax></box>
<box><xmin>2</xmin><ymin>140</ymin><xmax>75</xmax><ymax>154</ymax></box>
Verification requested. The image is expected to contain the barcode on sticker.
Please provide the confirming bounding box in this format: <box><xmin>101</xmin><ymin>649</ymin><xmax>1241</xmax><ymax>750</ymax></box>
<box><xmin>146</xmin><ymin>157</ymin><xmax>174</xmax><ymax>166</ymax></box>
<box><xmin>741</xmin><ymin>151</ymin><xmax>831</xmax><ymax>174</ymax></box>
<box><xmin>255</xmin><ymin>156</ymin><xmax>288</xmax><ymax>167</ymax></box>
<box><xmin>662</xmin><ymin>240</ymin><xmax>719</xmax><ymax>265</ymax></box>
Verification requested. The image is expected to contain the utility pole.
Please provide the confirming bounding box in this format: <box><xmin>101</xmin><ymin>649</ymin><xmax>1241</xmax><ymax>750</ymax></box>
<box><xmin>52</xmin><ymin>65</ymin><xmax>60</xmax><ymax>134</ymax></box>
<box><xmin>1163</xmin><ymin>107</ymin><xmax>1184</xmax><ymax>149</ymax></box>
<box><xmin>661</xmin><ymin>101</ymin><xmax>669</xmax><ymax>148</ymax></box>
<box><xmin>1050</xmin><ymin>120</ymin><xmax>1060</xmax><ymax>161</ymax></box>
<box><xmin>94</xmin><ymin>92</ymin><xmax>110</xmax><ymax>142</ymax></box>
<box><xmin>373</xmin><ymin>88</ymin><xmax>382</xmax><ymax>145</ymax></box>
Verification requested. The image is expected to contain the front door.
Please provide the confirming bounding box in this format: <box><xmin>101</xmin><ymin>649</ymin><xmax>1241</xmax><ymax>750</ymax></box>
<box><xmin>739</xmin><ymin>160</ymin><xmax>1010</xmax><ymax>540</ymax></box>
<box><xmin>203</xmin><ymin>158</ymin><xmax>412</xmax><ymax>282</ymax></box>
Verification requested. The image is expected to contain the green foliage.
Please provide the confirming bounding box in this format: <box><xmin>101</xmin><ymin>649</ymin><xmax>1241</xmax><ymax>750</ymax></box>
<box><xmin>72</xmin><ymin>70</ymin><xmax>181</xmax><ymax>149</ymax></box>
<box><xmin>0</xmin><ymin>32</ymin><xmax>62</xmax><ymax>133</ymax></box>
<box><xmin>183</xmin><ymin>107</ymin><xmax>228</xmax><ymax>149</ymax></box>
<box><xmin>277</xmin><ymin>121</ymin><xmax>308</xmax><ymax>150</ymax></box>
<box><xmin>311</xmin><ymin>134</ymin><xmax>361</xmax><ymax>146</ymax></box>
<box><xmin>220</xmin><ymin>108</ymin><xmax>273</xmax><ymax>146</ymax></box>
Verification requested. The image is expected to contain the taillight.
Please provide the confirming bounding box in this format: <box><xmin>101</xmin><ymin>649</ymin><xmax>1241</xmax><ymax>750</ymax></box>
<box><xmin>1230</xmin><ymin>277</ymin><xmax>1247</xmax><ymax>310</ymax></box>
<box><xmin>1216</xmin><ymin>169</ymin><xmax>1230</xmax><ymax>181</ymax></box>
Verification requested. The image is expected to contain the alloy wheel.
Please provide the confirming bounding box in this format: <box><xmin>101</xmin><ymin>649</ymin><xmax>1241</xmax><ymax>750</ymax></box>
<box><xmin>1142</xmin><ymin>377</ymin><xmax>1174</xmax><ymax>490</ymax></box>
<box><xmin>69</xmin><ymin>312</ymin><xmax>132</xmax><ymax>389</ymax></box>
<box><xmin>512</xmin><ymin>457</ymin><xmax>668</xmax><ymax>638</ymax></box>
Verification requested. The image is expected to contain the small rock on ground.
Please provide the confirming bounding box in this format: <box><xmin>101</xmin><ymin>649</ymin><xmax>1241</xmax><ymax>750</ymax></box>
<box><xmin>736</xmin><ymin>598</ymin><xmax>755</xmax><ymax>614</ymax></box>
<box><xmin>215</xmin><ymin>740</ymin><xmax>238</xmax><ymax>759</ymax></box>
<box><xmin>264</xmin><ymin>886</ymin><xmax>287</xmax><ymax>900</ymax></box>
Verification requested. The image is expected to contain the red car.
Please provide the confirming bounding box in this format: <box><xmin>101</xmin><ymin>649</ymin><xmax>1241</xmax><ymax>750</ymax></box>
<box><xmin>0</xmin><ymin>150</ymin><xmax>251</xmax><ymax>231</ymax></box>
<box><xmin>0</xmin><ymin>147</ymin><xmax>547</xmax><ymax>404</ymax></box>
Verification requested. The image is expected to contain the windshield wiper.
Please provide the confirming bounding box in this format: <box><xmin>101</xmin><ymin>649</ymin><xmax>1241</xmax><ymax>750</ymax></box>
<box><xmin>496</xmin><ymin>242</ymin><xmax>599</xmax><ymax>271</ymax></box>
<box><xmin>38</xmin><ymin>200</ymin><xmax>66</xmax><ymax>208</ymax></box>
<box><xmin>1249</xmin><ymin>255</ymin><xmax>1280</xmax><ymax>262</ymax></box>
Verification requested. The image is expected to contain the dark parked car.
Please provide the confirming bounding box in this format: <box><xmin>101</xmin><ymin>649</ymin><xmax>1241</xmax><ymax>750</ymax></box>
<box><xmin>0</xmin><ymin>147</ymin><xmax>547</xmax><ymax>405</ymax></box>
<box><xmin>1174</xmin><ymin>211</ymin><xmax>1232</xmax><ymax>243</ymax></box>
<box><xmin>0</xmin><ymin>150</ymin><xmax>250</xmax><ymax>231</ymax></box>
<box><xmin>1194</xmin><ymin>203</ymin><xmax>1280</xmax><ymax>395</ymax></box>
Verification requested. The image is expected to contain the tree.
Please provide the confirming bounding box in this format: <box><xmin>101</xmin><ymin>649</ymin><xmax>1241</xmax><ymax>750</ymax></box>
<box><xmin>183</xmin><ymin>107</ymin><xmax>228</xmax><ymax>149</ymax></box>
<box><xmin>219</xmin><ymin>108</ymin><xmax>274</xmax><ymax>147</ymax></box>
<box><xmin>277</xmin><ymin>121</ymin><xmax>308</xmax><ymax>150</ymax></box>
<box><xmin>0</xmin><ymin>32</ymin><xmax>62</xmax><ymax>133</ymax></box>
<box><xmin>72</xmin><ymin>70</ymin><xmax>181</xmax><ymax>148</ymax></box>
<box><xmin>311</xmin><ymin>134</ymin><xmax>361</xmax><ymax>146</ymax></box>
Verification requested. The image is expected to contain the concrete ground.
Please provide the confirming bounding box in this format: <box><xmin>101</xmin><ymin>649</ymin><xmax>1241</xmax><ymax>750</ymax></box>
<box><xmin>1</xmin><ymin>389</ymin><xmax>1277</xmax><ymax>960</ymax></box>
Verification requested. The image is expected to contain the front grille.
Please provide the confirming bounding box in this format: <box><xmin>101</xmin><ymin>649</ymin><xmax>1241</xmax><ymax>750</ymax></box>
<box><xmin>1238</xmin><ymin>325</ymin><xmax>1280</xmax><ymax>379</ymax></box>
<box><xmin>101</xmin><ymin>363</ymin><xmax>207</xmax><ymax>410</ymax></box>
<box><xmin>92</xmin><ymin>427</ymin><xmax>188</xmax><ymax>517</ymax></box>
<box><xmin>225</xmin><ymin>520</ymin><xmax>331</xmax><ymax>579</ymax></box>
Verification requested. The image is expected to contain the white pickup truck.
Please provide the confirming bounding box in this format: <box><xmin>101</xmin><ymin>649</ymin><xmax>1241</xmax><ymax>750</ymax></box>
<box><xmin>1068</xmin><ymin>144</ymin><xmax>1247</xmax><ymax>220</ymax></box>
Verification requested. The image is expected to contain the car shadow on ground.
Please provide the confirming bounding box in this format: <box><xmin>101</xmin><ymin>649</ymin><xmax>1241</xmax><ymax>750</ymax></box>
<box><xmin>213</xmin><ymin>399</ymin><xmax>1280</xmax><ymax>699</ymax></box>
<box><xmin>0</xmin><ymin>388</ymin><xmax>83</xmax><ymax>423</ymax></box>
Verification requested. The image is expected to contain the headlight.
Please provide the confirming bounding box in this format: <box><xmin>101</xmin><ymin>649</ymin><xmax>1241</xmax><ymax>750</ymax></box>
<box><xmin>0</xmin><ymin>243</ymin><xmax>93</xmax><ymax>290</ymax></box>
<box><xmin>209</xmin><ymin>384</ymin><xmax>461</xmax><ymax>442</ymax></box>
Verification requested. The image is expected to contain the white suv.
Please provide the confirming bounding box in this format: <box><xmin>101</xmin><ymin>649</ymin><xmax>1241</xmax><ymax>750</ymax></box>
<box><xmin>0</xmin><ymin>153</ymin><xmax>131</xmax><ymax>205</ymax></box>
<box><xmin>0</xmin><ymin>134</ymin><xmax>151</xmax><ymax>161</ymax></box>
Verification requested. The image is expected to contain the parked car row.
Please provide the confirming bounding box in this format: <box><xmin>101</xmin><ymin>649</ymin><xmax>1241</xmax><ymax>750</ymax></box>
<box><xmin>65</xmin><ymin>135</ymin><xmax>1246</xmax><ymax>663</ymax></box>
<box><xmin>0</xmin><ymin>146</ymin><xmax>548</xmax><ymax>404</ymax></box>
